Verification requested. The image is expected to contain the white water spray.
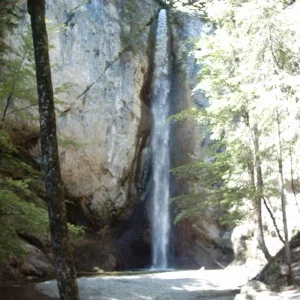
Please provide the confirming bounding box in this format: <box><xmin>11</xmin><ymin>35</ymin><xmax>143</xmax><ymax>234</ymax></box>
<box><xmin>151</xmin><ymin>9</ymin><xmax>171</xmax><ymax>270</ymax></box>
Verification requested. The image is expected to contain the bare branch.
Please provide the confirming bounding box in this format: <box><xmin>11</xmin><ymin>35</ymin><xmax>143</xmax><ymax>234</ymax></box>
<box><xmin>5</xmin><ymin>103</ymin><xmax>38</xmax><ymax>116</ymax></box>
<box><xmin>262</xmin><ymin>196</ymin><xmax>285</xmax><ymax>244</ymax></box>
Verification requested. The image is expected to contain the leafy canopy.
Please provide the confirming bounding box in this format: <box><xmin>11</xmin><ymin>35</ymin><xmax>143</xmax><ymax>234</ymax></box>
<box><xmin>172</xmin><ymin>0</ymin><xmax>300</xmax><ymax>226</ymax></box>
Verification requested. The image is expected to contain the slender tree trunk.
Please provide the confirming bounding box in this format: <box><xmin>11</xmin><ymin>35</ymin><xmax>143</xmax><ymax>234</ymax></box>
<box><xmin>1</xmin><ymin>92</ymin><xmax>13</xmax><ymax>128</ymax></box>
<box><xmin>275</xmin><ymin>110</ymin><xmax>293</xmax><ymax>285</ymax></box>
<box><xmin>253</xmin><ymin>124</ymin><xmax>272</xmax><ymax>261</ymax></box>
<box><xmin>1</xmin><ymin>48</ymin><xmax>29</xmax><ymax>126</ymax></box>
<box><xmin>289</xmin><ymin>147</ymin><xmax>300</xmax><ymax>215</ymax></box>
<box><xmin>244</xmin><ymin>112</ymin><xmax>271</xmax><ymax>261</ymax></box>
<box><xmin>27</xmin><ymin>1</ymin><xmax>80</xmax><ymax>299</ymax></box>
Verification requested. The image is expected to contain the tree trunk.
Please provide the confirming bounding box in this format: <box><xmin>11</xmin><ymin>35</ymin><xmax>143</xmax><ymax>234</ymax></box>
<box><xmin>253</xmin><ymin>124</ymin><xmax>272</xmax><ymax>261</ymax></box>
<box><xmin>27</xmin><ymin>1</ymin><xmax>80</xmax><ymax>299</ymax></box>
<box><xmin>289</xmin><ymin>147</ymin><xmax>300</xmax><ymax>214</ymax></box>
<box><xmin>276</xmin><ymin>110</ymin><xmax>293</xmax><ymax>285</ymax></box>
<box><xmin>245</xmin><ymin>112</ymin><xmax>271</xmax><ymax>261</ymax></box>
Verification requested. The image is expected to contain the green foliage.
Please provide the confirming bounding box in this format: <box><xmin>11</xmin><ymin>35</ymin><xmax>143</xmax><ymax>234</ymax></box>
<box><xmin>68</xmin><ymin>223</ymin><xmax>85</xmax><ymax>237</ymax></box>
<box><xmin>0</xmin><ymin>184</ymin><xmax>49</xmax><ymax>261</ymax></box>
<box><xmin>169</xmin><ymin>108</ymin><xmax>203</xmax><ymax>123</ymax></box>
<box><xmin>46</xmin><ymin>19</ymin><xmax>68</xmax><ymax>34</ymax></box>
<box><xmin>0</xmin><ymin>5</ymin><xmax>85</xmax><ymax>262</ymax></box>
<box><xmin>171</xmin><ymin>139</ymin><xmax>251</xmax><ymax>227</ymax></box>
<box><xmin>0</xmin><ymin>22</ymin><xmax>38</xmax><ymax>123</ymax></box>
<box><xmin>0</xmin><ymin>129</ymin><xmax>84</xmax><ymax>261</ymax></box>
<box><xmin>54</xmin><ymin>82</ymin><xmax>74</xmax><ymax>96</ymax></box>
<box><xmin>58</xmin><ymin>137</ymin><xmax>89</xmax><ymax>148</ymax></box>
<box><xmin>0</xmin><ymin>129</ymin><xmax>17</xmax><ymax>154</ymax></box>
<box><xmin>0</xmin><ymin>12</ymin><xmax>74</xmax><ymax>122</ymax></box>
<box><xmin>0</xmin><ymin>0</ymin><xmax>19</xmax><ymax>66</ymax></box>
<box><xmin>119</xmin><ymin>0</ymin><xmax>138</xmax><ymax>43</ymax></box>
<box><xmin>0</xmin><ymin>130</ymin><xmax>48</xmax><ymax>261</ymax></box>
<box><xmin>118</xmin><ymin>0</ymin><xmax>148</xmax><ymax>54</ymax></box>
<box><xmin>172</xmin><ymin>0</ymin><xmax>300</xmax><ymax>227</ymax></box>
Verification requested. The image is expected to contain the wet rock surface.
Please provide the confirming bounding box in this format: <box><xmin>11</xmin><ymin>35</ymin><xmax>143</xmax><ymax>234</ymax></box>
<box><xmin>256</xmin><ymin>232</ymin><xmax>300</xmax><ymax>289</ymax></box>
<box><xmin>72</xmin><ymin>238</ymin><xmax>117</xmax><ymax>272</ymax></box>
<box><xmin>234</xmin><ymin>281</ymin><xmax>300</xmax><ymax>300</ymax></box>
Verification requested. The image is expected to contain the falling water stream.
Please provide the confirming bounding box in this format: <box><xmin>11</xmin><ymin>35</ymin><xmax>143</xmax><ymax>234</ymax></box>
<box><xmin>151</xmin><ymin>9</ymin><xmax>171</xmax><ymax>270</ymax></box>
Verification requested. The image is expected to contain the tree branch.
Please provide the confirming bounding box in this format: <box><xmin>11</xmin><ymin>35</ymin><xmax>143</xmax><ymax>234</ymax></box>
<box><xmin>5</xmin><ymin>103</ymin><xmax>38</xmax><ymax>116</ymax></box>
<box><xmin>1</xmin><ymin>47</ymin><xmax>29</xmax><ymax>123</ymax></box>
<box><xmin>262</xmin><ymin>196</ymin><xmax>285</xmax><ymax>244</ymax></box>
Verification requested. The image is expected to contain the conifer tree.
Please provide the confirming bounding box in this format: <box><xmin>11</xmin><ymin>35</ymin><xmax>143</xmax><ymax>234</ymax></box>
<box><xmin>173</xmin><ymin>0</ymin><xmax>300</xmax><ymax>283</ymax></box>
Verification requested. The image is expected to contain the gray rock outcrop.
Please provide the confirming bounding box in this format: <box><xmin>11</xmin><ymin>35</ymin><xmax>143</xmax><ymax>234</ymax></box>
<box><xmin>8</xmin><ymin>0</ymin><xmax>160</xmax><ymax>224</ymax></box>
<box><xmin>51</xmin><ymin>0</ymin><xmax>159</xmax><ymax>224</ymax></box>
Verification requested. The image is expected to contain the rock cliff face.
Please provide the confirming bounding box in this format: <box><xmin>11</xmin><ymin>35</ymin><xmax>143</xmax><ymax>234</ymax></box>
<box><xmin>27</xmin><ymin>0</ymin><xmax>160</xmax><ymax>224</ymax></box>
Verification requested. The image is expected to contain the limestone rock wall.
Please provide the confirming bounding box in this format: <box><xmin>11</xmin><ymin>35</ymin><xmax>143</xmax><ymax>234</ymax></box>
<box><xmin>50</xmin><ymin>0</ymin><xmax>160</xmax><ymax>224</ymax></box>
<box><xmin>8</xmin><ymin>0</ymin><xmax>160</xmax><ymax>224</ymax></box>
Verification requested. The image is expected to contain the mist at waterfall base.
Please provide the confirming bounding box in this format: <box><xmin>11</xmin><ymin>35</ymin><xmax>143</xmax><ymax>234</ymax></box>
<box><xmin>150</xmin><ymin>9</ymin><xmax>171</xmax><ymax>270</ymax></box>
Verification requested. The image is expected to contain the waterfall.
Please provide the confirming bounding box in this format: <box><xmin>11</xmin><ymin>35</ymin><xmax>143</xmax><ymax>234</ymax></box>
<box><xmin>151</xmin><ymin>9</ymin><xmax>171</xmax><ymax>270</ymax></box>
